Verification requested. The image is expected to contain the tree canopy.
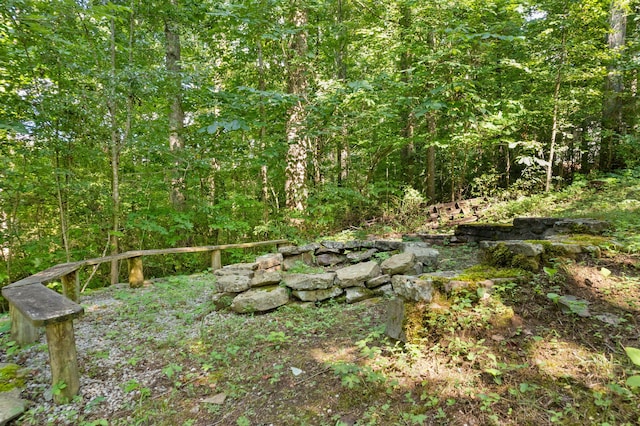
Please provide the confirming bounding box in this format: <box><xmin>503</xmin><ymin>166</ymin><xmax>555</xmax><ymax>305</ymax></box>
<box><xmin>1</xmin><ymin>0</ymin><xmax>639</xmax><ymax>284</ymax></box>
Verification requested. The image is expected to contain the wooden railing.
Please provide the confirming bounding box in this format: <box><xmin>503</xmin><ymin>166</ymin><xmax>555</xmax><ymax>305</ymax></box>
<box><xmin>1</xmin><ymin>239</ymin><xmax>288</xmax><ymax>403</ymax></box>
<box><xmin>7</xmin><ymin>239</ymin><xmax>289</xmax><ymax>301</ymax></box>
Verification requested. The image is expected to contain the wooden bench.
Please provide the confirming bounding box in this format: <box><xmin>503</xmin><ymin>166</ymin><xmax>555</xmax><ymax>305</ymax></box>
<box><xmin>2</xmin><ymin>283</ymin><xmax>84</xmax><ymax>403</ymax></box>
<box><xmin>1</xmin><ymin>239</ymin><xmax>288</xmax><ymax>403</ymax></box>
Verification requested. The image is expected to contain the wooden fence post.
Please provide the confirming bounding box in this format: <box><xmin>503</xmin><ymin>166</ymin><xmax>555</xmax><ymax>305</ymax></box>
<box><xmin>211</xmin><ymin>250</ymin><xmax>222</xmax><ymax>271</ymax></box>
<box><xmin>10</xmin><ymin>304</ymin><xmax>38</xmax><ymax>346</ymax></box>
<box><xmin>128</xmin><ymin>256</ymin><xmax>144</xmax><ymax>288</ymax></box>
<box><xmin>61</xmin><ymin>271</ymin><xmax>79</xmax><ymax>302</ymax></box>
<box><xmin>45</xmin><ymin>320</ymin><xmax>80</xmax><ymax>403</ymax></box>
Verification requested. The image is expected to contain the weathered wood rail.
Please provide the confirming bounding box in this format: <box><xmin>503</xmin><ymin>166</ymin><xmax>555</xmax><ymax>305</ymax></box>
<box><xmin>1</xmin><ymin>239</ymin><xmax>288</xmax><ymax>403</ymax></box>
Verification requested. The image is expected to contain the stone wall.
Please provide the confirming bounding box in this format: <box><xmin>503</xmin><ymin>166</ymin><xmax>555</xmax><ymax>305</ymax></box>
<box><xmin>455</xmin><ymin>217</ymin><xmax>611</xmax><ymax>243</ymax></box>
<box><xmin>212</xmin><ymin>240</ymin><xmax>439</xmax><ymax>314</ymax></box>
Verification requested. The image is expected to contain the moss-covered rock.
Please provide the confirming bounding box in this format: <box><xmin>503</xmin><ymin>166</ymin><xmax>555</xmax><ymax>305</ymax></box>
<box><xmin>385</xmin><ymin>298</ymin><xmax>430</xmax><ymax>343</ymax></box>
<box><xmin>481</xmin><ymin>241</ymin><xmax>542</xmax><ymax>271</ymax></box>
<box><xmin>0</xmin><ymin>364</ymin><xmax>25</xmax><ymax>392</ymax></box>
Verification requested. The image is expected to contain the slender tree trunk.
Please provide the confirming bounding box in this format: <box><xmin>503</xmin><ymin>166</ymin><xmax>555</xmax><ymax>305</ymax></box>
<box><xmin>399</xmin><ymin>4</ymin><xmax>415</xmax><ymax>186</ymax></box>
<box><xmin>600</xmin><ymin>0</ymin><xmax>628</xmax><ymax>170</ymax></box>
<box><xmin>336</xmin><ymin>0</ymin><xmax>349</xmax><ymax>186</ymax></box>
<box><xmin>545</xmin><ymin>31</ymin><xmax>566</xmax><ymax>193</ymax></box>
<box><xmin>108</xmin><ymin>18</ymin><xmax>120</xmax><ymax>285</ymax></box>
<box><xmin>165</xmin><ymin>1</ymin><xmax>186</xmax><ymax>208</ymax></box>
<box><xmin>425</xmin><ymin>113</ymin><xmax>436</xmax><ymax>201</ymax></box>
<box><xmin>284</xmin><ymin>5</ymin><xmax>309</xmax><ymax>211</ymax></box>
<box><xmin>54</xmin><ymin>149</ymin><xmax>71</xmax><ymax>262</ymax></box>
<box><xmin>257</xmin><ymin>37</ymin><xmax>271</xmax><ymax>220</ymax></box>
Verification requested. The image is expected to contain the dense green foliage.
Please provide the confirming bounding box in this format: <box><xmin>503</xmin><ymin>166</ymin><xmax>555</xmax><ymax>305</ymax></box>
<box><xmin>1</xmin><ymin>0</ymin><xmax>639</xmax><ymax>285</ymax></box>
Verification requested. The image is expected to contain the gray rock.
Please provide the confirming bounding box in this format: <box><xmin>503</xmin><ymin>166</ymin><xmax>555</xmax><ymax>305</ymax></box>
<box><xmin>374</xmin><ymin>240</ymin><xmax>403</xmax><ymax>251</ymax></box>
<box><xmin>0</xmin><ymin>389</ymin><xmax>25</xmax><ymax>426</ymax></box>
<box><xmin>319</xmin><ymin>241</ymin><xmax>345</xmax><ymax>251</ymax></box>
<box><xmin>251</xmin><ymin>270</ymin><xmax>283</xmax><ymax>287</ymax></box>
<box><xmin>366</xmin><ymin>274</ymin><xmax>391</xmax><ymax>289</ymax></box>
<box><xmin>214</xmin><ymin>268</ymin><xmax>254</xmax><ymax>278</ymax></box>
<box><xmin>278</xmin><ymin>245</ymin><xmax>299</xmax><ymax>255</ymax></box>
<box><xmin>282</xmin><ymin>252</ymin><xmax>315</xmax><ymax>271</ymax></box>
<box><xmin>345</xmin><ymin>287</ymin><xmax>375</xmax><ymax>303</ymax></box>
<box><xmin>385</xmin><ymin>298</ymin><xmax>408</xmax><ymax>342</ymax></box>
<box><xmin>480</xmin><ymin>240</ymin><xmax>544</xmax><ymax>257</ymax></box>
<box><xmin>391</xmin><ymin>275</ymin><xmax>433</xmax><ymax>302</ymax></box>
<box><xmin>550</xmin><ymin>242</ymin><xmax>582</xmax><ymax>255</ymax></box>
<box><xmin>255</xmin><ymin>253</ymin><xmax>283</xmax><ymax>270</ymax></box>
<box><xmin>212</xmin><ymin>292</ymin><xmax>235</xmax><ymax>310</ymax></box>
<box><xmin>412</xmin><ymin>262</ymin><xmax>424</xmax><ymax>275</ymax></box>
<box><xmin>224</xmin><ymin>262</ymin><xmax>258</xmax><ymax>270</ymax></box>
<box><xmin>403</xmin><ymin>243</ymin><xmax>439</xmax><ymax>268</ymax></box>
<box><xmin>292</xmin><ymin>287</ymin><xmax>343</xmax><ymax>302</ymax></box>
<box><xmin>282</xmin><ymin>273</ymin><xmax>336</xmax><ymax>290</ymax></box>
<box><xmin>346</xmin><ymin>248</ymin><xmax>378</xmax><ymax>263</ymax></box>
<box><xmin>231</xmin><ymin>286</ymin><xmax>289</xmax><ymax>313</ymax></box>
<box><xmin>316</xmin><ymin>253</ymin><xmax>347</xmax><ymax>266</ymax></box>
<box><xmin>216</xmin><ymin>275</ymin><xmax>251</xmax><ymax>293</ymax></box>
<box><xmin>381</xmin><ymin>252</ymin><xmax>417</xmax><ymax>275</ymax></box>
<box><xmin>552</xmin><ymin>218</ymin><xmax>611</xmax><ymax>235</ymax></box>
<box><xmin>374</xmin><ymin>284</ymin><xmax>394</xmax><ymax>297</ymax></box>
<box><xmin>336</xmin><ymin>261</ymin><xmax>381</xmax><ymax>288</ymax></box>
<box><xmin>278</xmin><ymin>243</ymin><xmax>320</xmax><ymax>256</ymax></box>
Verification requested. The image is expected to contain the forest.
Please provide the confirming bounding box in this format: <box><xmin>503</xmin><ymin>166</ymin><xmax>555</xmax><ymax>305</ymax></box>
<box><xmin>1</xmin><ymin>0</ymin><xmax>639</xmax><ymax>286</ymax></box>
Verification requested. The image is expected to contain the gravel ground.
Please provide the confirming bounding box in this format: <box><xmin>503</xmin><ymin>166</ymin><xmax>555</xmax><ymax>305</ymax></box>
<box><xmin>1</xmin><ymin>275</ymin><xmax>222</xmax><ymax>425</ymax></box>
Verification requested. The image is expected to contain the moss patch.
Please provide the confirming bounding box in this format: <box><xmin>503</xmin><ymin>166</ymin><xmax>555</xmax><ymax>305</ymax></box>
<box><xmin>457</xmin><ymin>264</ymin><xmax>528</xmax><ymax>282</ymax></box>
<box><xmin>0</xmin><ymin>364</ymin><xmax>25</xmax><ymax>392</ymax></box>
<box><xmin>402</xmin><ymin>301</ymin><xmax>430</xmax><ymax>344</ymax></box>
<box><xmin>483</xmin><ymin>243</ymin><xmax>540</xmax><ymax>271</ymax></box>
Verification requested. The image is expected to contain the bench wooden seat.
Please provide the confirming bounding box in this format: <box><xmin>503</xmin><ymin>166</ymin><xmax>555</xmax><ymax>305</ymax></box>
<box><xmin>2</xmin><ymin>284</ymin><xmax>84</xmax><ymax>403</ymax></box>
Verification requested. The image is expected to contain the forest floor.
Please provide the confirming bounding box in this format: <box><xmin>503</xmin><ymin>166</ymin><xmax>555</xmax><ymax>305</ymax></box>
<box><xmin>1</xmin><ymin>244</ymin><xmax>639</xmax><ymax>425</ymax></box>
<box><xmin>2</xmin><ymin>171</ymin><xmax>640</xmax><ymax>425</ymax></box>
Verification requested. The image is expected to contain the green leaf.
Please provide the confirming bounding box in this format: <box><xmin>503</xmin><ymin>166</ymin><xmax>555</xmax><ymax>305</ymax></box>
<box><xmin>624</xmin><ymin>347</ymin><xmax>640</xmax><ymax>366</ymax></box>
<box><xmin>546</xmin><ymin>293</ymin><xmax>560</xmax><ymax>303</ymax></box>
<box><xmin>484</xmin><ymin>368</ymin><xmax>502</xmax><ymax>377</ymax></box>
<box><xmin>625</xmin><ymin>375</ymin><xmax>640</xmax><ymax>388</ymax></box>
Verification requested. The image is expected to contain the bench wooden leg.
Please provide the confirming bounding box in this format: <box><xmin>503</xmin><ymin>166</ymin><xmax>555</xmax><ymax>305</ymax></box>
<box><xmin>211</xmin><ymin>250</ymin><xmax>222</xmax><ymax>271</ymax></box>
<box><xmin>45</xmin><ymin>320</ymin><xmax>80</xmax><ymax>403</ymax></box>
<box><xmin>128</xmin><ymin>256</ymin><xmax>144</xmax><ymax>288</ymax></box>
<box><xmin>10</xmin><ymin>304</ymin><xmax>38</xmax><ymax>346</ymax></box>
<box><xmin>61</xmin><ymin>271</ymin><xmax>80</xmax><ymax>302</ymax></box>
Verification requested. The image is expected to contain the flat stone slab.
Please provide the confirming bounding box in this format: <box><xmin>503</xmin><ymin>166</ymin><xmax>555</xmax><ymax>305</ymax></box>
<box><xmin>391</xmin><ymin>275</ymin><xmax>433</xmax><ymax>302</ymax></box>
<box><xmin>251</xmin><ymin>270</ymin><xmax>283</xmax><ymax>287</ymax></box>
<box><xmin>336</xmin><ymin>261</ymin><xmax>381</xmax><ymax>288</ymax></box>
<box><xmin>216</xmin><ymin>275</ymin><xmax>251</xmax><ymax>293</ymax></box>
<box><xmin>0</xmin><ymin>389</ymin><xmax>26</xmax><ymax>426</ymax></box>
<box><xmin>292</xmin><ymin>287</ymin><xmax>343</xmax><ymax>302</ymax></box>
<box><xmin>282</xmin><ymin>273</ymin><xmax>336</xmax><ymax>291</ymax></box>
<box><xmin>402</xmin><ymin>243</ymin><xmax>439</xmax><ymax>268</ymax></box>
<box><xmin>381</xmin><ymin>252</ymin><xmax>417</xmax><ymax>276</ymax></box>
<box><xmin>231</xmin><ymin>286</ymin><xmax>289</xmax><ymax>313</ymax></box>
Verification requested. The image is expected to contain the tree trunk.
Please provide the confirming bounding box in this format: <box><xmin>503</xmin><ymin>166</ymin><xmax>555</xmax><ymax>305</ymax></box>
<box><xmin>399</xmin><ymin>4</ymin><xmax>415</xmax><ymax>187</ymax></box>
<box><xmin>336</xmin><ymin>0</ymin><xmax>349</xmax><ymax>186</ymax></box>
<box><xmin>600</xmin><ymin>0</ymin><xmax>628</xmax><ymax>170</ymax></box>
<box><xmin>108</xmin><ymin>17</ymin><xmax>121</xmax><ymax>285</ymax></box>
<box><xmin>284</xmin><ymin>5</ymin><xmax>309</xmax><ymax>211</ymax></box>
<box><xmin>425</xmin><ymin>113</ymin><xmax>437</xmax><ymax>201</ymax></box>
<box><xmin>545</xmin><ymin>31</ymin><xmax>566</xmax><ymax>193</ymax></box>
<box><xmin>165</xmin><ymin>2</ymin><xmax>186</xmax><ymax>208</ymax></box>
